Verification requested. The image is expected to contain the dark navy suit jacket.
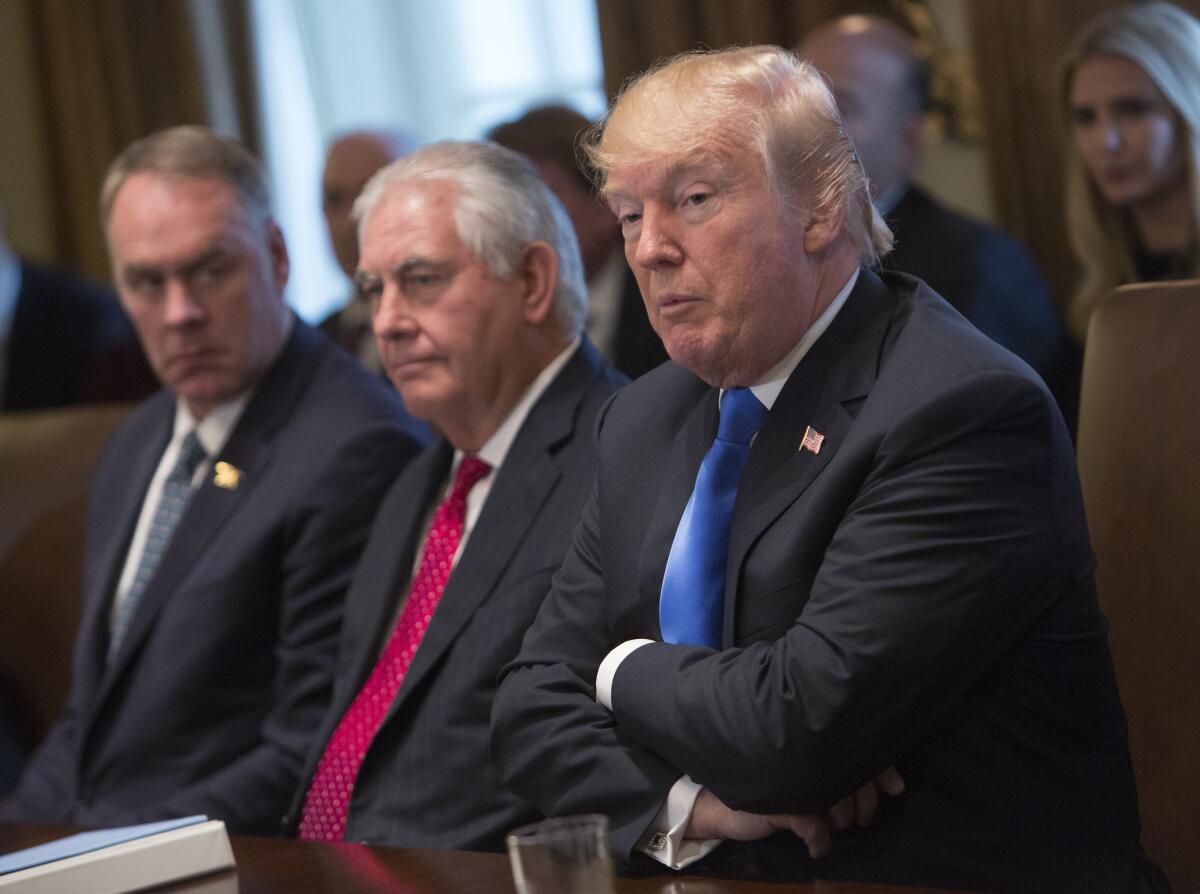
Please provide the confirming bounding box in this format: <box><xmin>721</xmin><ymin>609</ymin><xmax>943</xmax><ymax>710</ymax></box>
<box><xmin>285</xmin><ymin>340</ymin><xmax>626</xmax><ymax>850</ymax></box>
<box><xmin>493</xmin><ymin>271</ymin><xmax>1145</xmax><ymax>891</ymax></box>
<box><xmin>3</xmin><ymin>320</ymin><xmax>427</xmax><ymax>833</ymax></box>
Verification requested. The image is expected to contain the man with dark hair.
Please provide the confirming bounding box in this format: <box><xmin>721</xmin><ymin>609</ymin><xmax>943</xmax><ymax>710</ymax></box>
<box><xmin>2</xmin><ymin>125</ymin><xmax>426</xmax><ymax>832</ymax></box>
<box><xmin>490</xmin><ymin>105</ymin><xmax>666</xmax><ymax>379</ymax></box>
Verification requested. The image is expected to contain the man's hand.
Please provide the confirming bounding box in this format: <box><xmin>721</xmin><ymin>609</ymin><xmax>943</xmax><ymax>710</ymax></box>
<box><xmin>828</xmin><ymin>766</ymin><xmax>905</xmax><ymax>832</ymax></box>
<box><xmin>684</xmin><ymin>767</ymin><xmax>905</xmax><ymax>859</ymax></box>
<box><xmin>685</xmin><ymin>788</ymin><xmax>832</xmax><ymax>858</ymax></box>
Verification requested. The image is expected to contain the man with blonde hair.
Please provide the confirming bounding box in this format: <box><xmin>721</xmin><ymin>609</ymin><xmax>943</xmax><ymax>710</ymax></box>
<box><xmin>492</xmin><ymin>47</ymin><xmax>1151</xmax><ymax>891</ymax></box>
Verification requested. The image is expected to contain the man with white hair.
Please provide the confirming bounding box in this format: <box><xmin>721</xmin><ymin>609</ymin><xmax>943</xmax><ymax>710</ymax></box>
<box><xmin>492</xmin><ymin>47</ymin><xmax>1151</xmax><ymax>891</ymax></box>
<box><xmin>285</xmin><ymin>140</ymin><xmax>626</xmax><ymax>850</ymax></box>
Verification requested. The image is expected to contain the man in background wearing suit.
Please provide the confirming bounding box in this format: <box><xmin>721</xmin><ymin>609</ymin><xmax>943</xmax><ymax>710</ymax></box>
<box><xmin>0</xmin><ymin>205</ymin><xmax>155</xmax><ymax>410</ymax></box>
<box><xmin>799</xmin><ymin>16</ymin><xmax>1067</xmax><ymax>396</ymax></box>
<box><xmin>286</xmin><ymin>141</ymin><xmax>626</xmax><ymax>850</ymax></box>
<box><xmin>318</xmin><ymin>129</ymin><xmax>415</xmax><ymax>371</ymax></box>
<box><xmin>492</xmin><ymin>47</ymin><xmax>1152</xmax><ymax>892</ymax></box>
<box><xmin>1</xmin><ymin>126</ymin><xmax>426</xmax><ymax>833</ymax></box>
<box><xmin>490</xmin><ymin>105</ymin><xmax>667</xmax><ymax>379</ymax></box>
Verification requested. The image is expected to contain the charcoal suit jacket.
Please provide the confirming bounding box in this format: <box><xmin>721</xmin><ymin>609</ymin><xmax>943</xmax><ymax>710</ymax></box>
<box><xmin>3</xmin><ymin>319</ymin><xmax>427</xmax><ymax>833</ymax></box>
<box><xmin>492</xmin><ymin>270</ymin><xmax>1146</xmax><ymax>892</ymax></box>
<box><xmin>284</xmin><ymin>339</ymin><xmax>626</xmax><ymax>850</ymax></box>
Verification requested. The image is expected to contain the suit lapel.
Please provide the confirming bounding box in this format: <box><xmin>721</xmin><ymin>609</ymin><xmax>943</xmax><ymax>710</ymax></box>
<box><xmin>721</xmin><ymin>270</ymin><xmax>898</xmax><ymax>644</ymax></box>
<box><xmin>637</xmin><ymin>383</ymin><xmax>717</xmax><ymax>636</ymax></box>
<box><xmin>335</xmin><ymin>443</ymin><xmax>451</xmax><ymax>712</ymax></box>
<box><xmin>382</xmin><ymin>343</ymin><xmax>600</xmax><ymax>721</ymax></box>
<box><xmin>100</xmin><ymin>321</ymin><xmax>321</xmax><ymax>692</ymax></box>
<box><xmin>77</xmin><ymin>396</ymin><xmax>173</xmax><ymax>689</ymax></box>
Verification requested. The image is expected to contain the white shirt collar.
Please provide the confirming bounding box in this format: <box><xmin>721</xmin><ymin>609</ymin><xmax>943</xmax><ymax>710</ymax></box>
<box><xmin>743</xmin><ymin>267</ymin><xmax>860</xmax><ymax>411</ymax></box>
<box><xmin>455</xmin><ymin>338</ymin><xmax>581</xmax><ymax>473</ymax></box>
<box><xmin>172</xmin><ymin>391</ymin><xmax>254</xmax><ymax>459</ymax></box>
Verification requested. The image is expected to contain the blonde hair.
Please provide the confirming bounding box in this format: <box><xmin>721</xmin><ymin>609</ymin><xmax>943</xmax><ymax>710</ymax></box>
<box><xmin>584</xmin><ymin>45</ymin><xmax>892</xmax><ymax>265</ymax></box>
<box><xmin>1060</xmin><ymin>1</ymin><xmax>1200</xmax><ymax>342</ymax></box>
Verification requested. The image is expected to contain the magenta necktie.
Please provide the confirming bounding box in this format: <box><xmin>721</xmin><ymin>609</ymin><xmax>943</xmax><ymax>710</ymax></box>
<box><xmin>297</xmin><ymin>455</ymin><xmax>492</xmax><ymax>841</ymax></box>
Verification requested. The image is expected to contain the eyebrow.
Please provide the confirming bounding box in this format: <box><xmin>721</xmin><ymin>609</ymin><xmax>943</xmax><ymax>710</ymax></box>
<box><xmin>123</xmin><ymin>247</ymin><xmax>229</xmax><ymax>280</ymax></box>
<box><xmin>604</xmin><ymin>158</ymin><xmax>723</xmax><ymax>204</ymax></box>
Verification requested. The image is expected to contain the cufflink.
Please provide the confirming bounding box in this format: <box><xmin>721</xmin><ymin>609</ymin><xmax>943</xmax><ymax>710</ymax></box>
<box><xmin>646</xmin><ymin>832</ymin><xmax>670</xmax><ymax>853</ymax></box>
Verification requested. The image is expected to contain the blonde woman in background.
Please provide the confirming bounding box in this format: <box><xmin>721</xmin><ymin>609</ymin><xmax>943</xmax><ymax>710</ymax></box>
<box><xmin>1061</xmin><ymin>1</ymin><xmax>1200</xmax><ymax>344</ymax></box>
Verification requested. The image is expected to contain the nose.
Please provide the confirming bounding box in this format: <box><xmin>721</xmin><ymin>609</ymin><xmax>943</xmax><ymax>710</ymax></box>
<box><xmin>372</xmin><ymin>281</ymin><xmax>419</xmax><ymax>342</ymax></box>
<box><xmin>1100</xmin><ymin>117</ymin><xmax>1122</xmax><ymax>153</ymax></box>
<box><xmin>633</xmin><ymin>206</ymin><xmax>684</xmax><ymax>271</ymax></box>
<box><xmin>162</xmin><ymin>279</ymin><xmax>204</xmax><ymax>328</ymax></box>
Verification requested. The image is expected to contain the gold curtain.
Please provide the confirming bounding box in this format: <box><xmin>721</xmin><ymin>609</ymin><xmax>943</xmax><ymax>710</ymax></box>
<box><xmin>22</xmin><ymin>0</ymin><xmax>258</xmax><ymax>280</ymax></box>
<box><xmin>596</xmin><ymin>0</ymin><xmax>900</xmax><ymax>102</ymax></box>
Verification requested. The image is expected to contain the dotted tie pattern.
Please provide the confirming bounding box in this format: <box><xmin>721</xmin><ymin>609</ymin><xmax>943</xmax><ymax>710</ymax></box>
<box><xmin>297</xmin><ymin>455</ymin><xmax>492</xmax><ymax>841</ymax></box>
<box><xmin>108</xmin><ymin>430</ymin><xmax>207</xmax><ymax>664</ymax></box>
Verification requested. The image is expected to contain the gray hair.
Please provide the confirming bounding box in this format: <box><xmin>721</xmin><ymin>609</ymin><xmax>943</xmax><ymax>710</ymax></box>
<box><xmin>100</xmin><ymin>125</ymin><xmax>271</xmax><ymax>230</ymax></box>
<box><xmin>354</xmin><ymin>140</ymin><xmax>588</xmax><ymax>336</ymax></box>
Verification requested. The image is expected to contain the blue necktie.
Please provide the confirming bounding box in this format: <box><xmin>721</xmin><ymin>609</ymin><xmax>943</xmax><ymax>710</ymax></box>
<box><xmin>109</xmin><ymin>431</ymin><xmax>207</xmax><ymax>663</ymax></box>
<box><xmin>660</xmin><ymin>388</ymin><xmax>767</xmax><ymax>648</ymax></box>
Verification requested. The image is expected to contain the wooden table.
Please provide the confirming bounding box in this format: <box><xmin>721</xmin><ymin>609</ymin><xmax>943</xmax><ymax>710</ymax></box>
<box><xmin>0</xmin><ymin>824</ymin><xmax>975</xmax><ymax>893</ymax></box>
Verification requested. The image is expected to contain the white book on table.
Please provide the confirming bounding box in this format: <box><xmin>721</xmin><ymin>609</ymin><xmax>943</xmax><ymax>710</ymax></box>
<box><xmin>0</xmin><ymin>815</ymin><xmax>235</xmax><ymax>893</ymax></box>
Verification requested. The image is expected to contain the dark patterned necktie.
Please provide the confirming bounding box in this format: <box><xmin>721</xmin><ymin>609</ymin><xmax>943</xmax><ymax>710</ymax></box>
<box><xmin>108</xmin><ymin>430</ymin><xmax>206</xmax><ymax>663</ymax></box>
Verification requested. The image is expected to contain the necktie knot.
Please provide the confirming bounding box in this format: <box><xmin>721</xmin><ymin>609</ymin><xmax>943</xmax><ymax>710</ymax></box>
<box><xmin>170</xmin><ymin>431</ymin><xmax>207</xmax><ymax>485</ymax></box>
<box><xmin>452</xmin><ymin>456</ymin><xmax>491</xmax><ymax>501</ymax></box>
<box><xmin>718</xmin><ymin>388</ymin><xmax>767</xmax><ymax>444</ymax></box>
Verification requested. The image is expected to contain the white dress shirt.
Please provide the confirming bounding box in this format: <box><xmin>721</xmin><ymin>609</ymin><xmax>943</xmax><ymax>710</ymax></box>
<box><xmin>384</xmin><ymin>339</ymin><xmax>582</xmax><ymax>638</ymax></box>
<box><xmin>595</xmin><ymin>267</ymin><xmax>861</xmax><ymax>869</ymax></box>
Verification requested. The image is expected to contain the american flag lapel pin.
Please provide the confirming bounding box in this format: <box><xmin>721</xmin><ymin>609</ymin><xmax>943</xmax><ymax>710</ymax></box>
<box><xmin>799</xmin><ymin>426</ymin><xmax>825</xmax><ymax>455</ymax></box>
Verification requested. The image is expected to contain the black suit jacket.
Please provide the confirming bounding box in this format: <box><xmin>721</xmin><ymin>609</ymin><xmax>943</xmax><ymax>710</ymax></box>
<box><xmin>883</xmin><ymin>186</ymin><xmax>1066</xmax><ymax>381</ymax></box>
<box><xmin>2</xmin><ymin>259</ymin><xmax>151</xmax><ymax>410</ymax></box>
<box><xmin>285</xmin><ymin>340</ymin><xmax>626</xmax><ymax>851</ymax></box>
<box><xmin>493</xmin><ymin>272</ymin><xmax>1144</xmax><ymax>892</ymax></box>
<box><xmin>610</xmin><ymin>265</ymin><xmax>668</xmax><ymax>380</ymax></box>
<box><xmin>3</xmin><ymin>320</ymin><xmax>427</xmax><ymax>833</ymax></box>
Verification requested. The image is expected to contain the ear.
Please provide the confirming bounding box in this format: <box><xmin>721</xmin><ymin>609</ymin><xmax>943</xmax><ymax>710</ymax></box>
<box><xmin>803</xmin><ymin>200</ymin><xmax>847</xmax><ymax>255</ymax></box>
<box><xmin>518</xmin><ymin>241</ymin><xmax>559</xmax><ymax>325</ymax></box>
<box><xmin>266</xmin><ymin>219</ymin><xmax>290</xmax><ymax>292</ymax></box>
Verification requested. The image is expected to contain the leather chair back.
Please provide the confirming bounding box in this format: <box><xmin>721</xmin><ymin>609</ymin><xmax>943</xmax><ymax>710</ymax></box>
<box><xmin>0</xmin><ymin>403</ymin><xmax>132</xmax><ymax>745</ymax></box>
<box><xmin>1077</xmin><ymin>281</ymin><xmax>1200</xmax><ymax>892</ymax></box>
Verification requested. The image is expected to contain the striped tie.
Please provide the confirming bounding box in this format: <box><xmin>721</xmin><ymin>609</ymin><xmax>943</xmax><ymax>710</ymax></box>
<box><xmin>108</xmin><ymin>431</ymin><xmax>206</xmax><ymax>663</ymax></box>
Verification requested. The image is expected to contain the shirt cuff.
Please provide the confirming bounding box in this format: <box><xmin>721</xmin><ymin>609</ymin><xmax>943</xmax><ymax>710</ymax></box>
<box><xmin>595</xmin><ymin>638</ymin><xmax>654</xmax><ymax>709</ymax></box>
<box><xmin>637</xmin><ymin>775</ymin><xmax>722</xmax><ymax>870</ymax></box>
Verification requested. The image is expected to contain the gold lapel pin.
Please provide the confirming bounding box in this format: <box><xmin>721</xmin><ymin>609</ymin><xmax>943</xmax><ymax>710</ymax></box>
<box><xmin>213</xmin><ymin>461</ymin><xmax>242</xmax><ymax>490</ymax></box>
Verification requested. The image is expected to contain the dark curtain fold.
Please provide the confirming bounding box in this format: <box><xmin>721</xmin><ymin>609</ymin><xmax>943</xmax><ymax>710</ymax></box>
<box><xmin>22</xmin><ymin>0</ymin><xmax>258</xmax><ymax>280</ymax></box>
<box><xmin>596</xmin><ymin>0</ymin><xmax>899</xmax><ymax>103</ymax></box>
